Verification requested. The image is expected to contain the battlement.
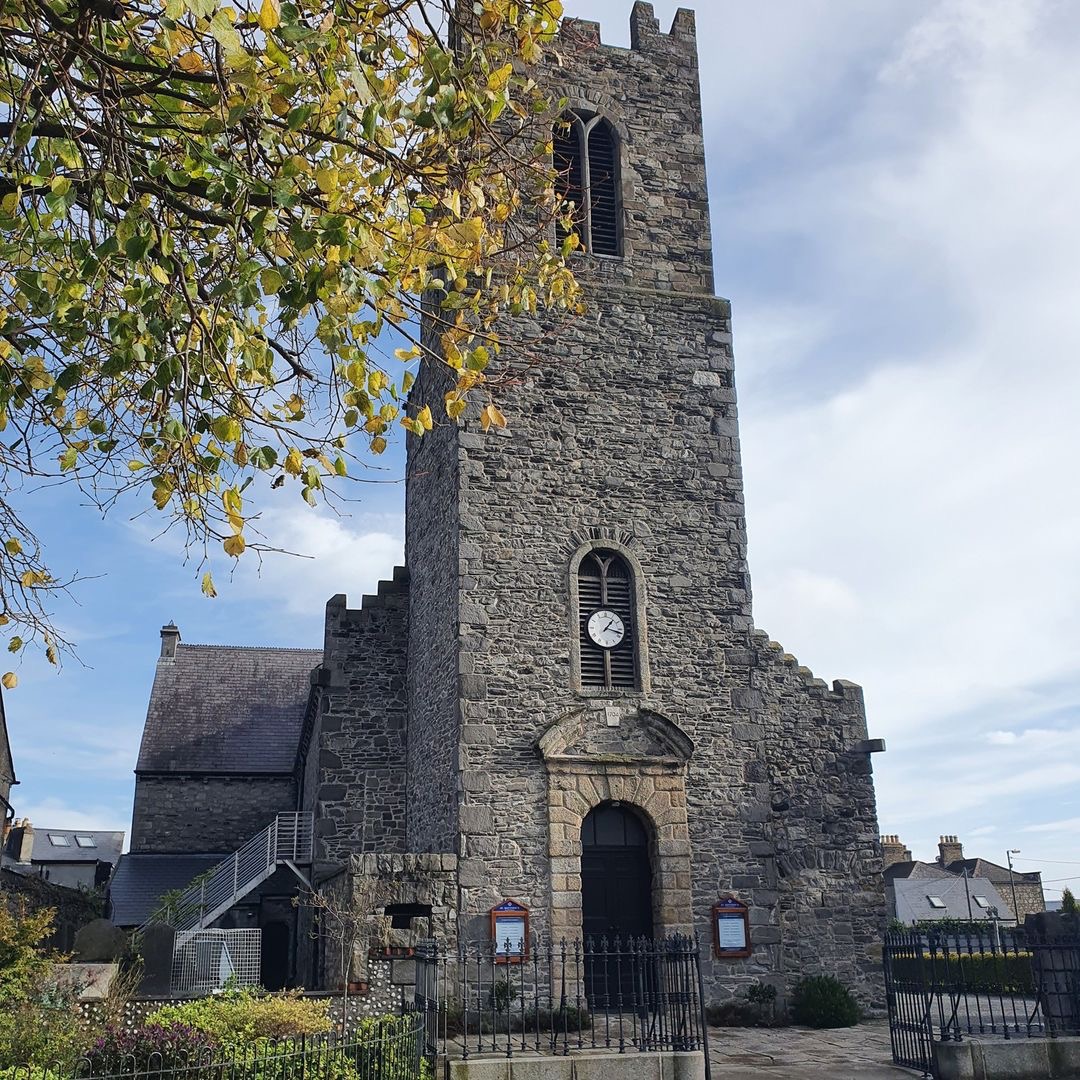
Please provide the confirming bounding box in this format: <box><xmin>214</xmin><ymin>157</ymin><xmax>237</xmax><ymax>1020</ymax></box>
<box><xmin>325</xmin><ymin>565</ymin><xmax>410</xmax><ymax>624</ymax></box>
<box><xmin>750</xmin><ymin>628</ymin><xmax>863</xmax><ymax>700</ymax></box>
<box><xmin>559</xmin><ymin>2</ymin><xmax>696</xmax><ymax>54</ymax></box>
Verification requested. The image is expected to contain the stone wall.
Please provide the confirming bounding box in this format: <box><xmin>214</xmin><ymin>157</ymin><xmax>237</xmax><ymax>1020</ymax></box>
<box><xmin>1003</xmin><ymin>881</ymin><xmax>1046</xmax><ymax>923</ymax></box>
<box><xmin>130</xmin><ymin>775</ymin><xmax>293</xmax><ymax>853</ymax></box>
<box><xmin>303</xmin><ymin>579</ymin><xmax>410</xmax><ymax>861</ymax></box>
<box><xmin>313</xmin><ymin>854</ymin><xmax>458</xmax><ymax>991</ymax></box>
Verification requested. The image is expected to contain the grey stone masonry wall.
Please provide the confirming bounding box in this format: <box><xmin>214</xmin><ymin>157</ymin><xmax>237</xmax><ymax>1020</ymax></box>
<box><xmin>304</xmin><ymin>576</ymin><xmax>410</xmax><ymax>861</ymax></box>
<box><xmin>404</xmin><ymin>337</ymin><xmax>461</xmax><ymax>854</ymax></box>
<box><xmin>403</xmin><ymin>1</ymin><xmax>886</xmax><ymax>1010</ymax></box>
<box><xmin>130</xmin><ymin>775</ymin><xmax>292</xmax><ymax>853</ymax></box>
<box><xmin>733</xmin><ymin>635</ymin><xmax>885</xmax><ymax>1007</ymax></box>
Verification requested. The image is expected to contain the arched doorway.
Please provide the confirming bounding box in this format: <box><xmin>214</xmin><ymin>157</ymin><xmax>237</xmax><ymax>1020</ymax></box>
<box><xmin>581</xmin><ymin>801</ymin><xmax>654</xmax><ymax>941</ymax></box>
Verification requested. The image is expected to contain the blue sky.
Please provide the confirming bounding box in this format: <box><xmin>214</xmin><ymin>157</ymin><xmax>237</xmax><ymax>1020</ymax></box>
<box><xmin>7</xmin><ymin>0</ymin><xmax>1079</xmax><ymax>899</ymax></box>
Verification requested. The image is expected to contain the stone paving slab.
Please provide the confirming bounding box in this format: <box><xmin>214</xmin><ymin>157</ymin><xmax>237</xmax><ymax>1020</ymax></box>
<box><xmin>709</xmin><ymin>1020</ymin><xmax>912</xmax><ymax>1079</ymax></box>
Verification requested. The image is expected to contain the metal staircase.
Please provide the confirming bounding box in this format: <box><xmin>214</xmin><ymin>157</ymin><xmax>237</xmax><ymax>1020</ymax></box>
<box><xmin>140</xmin><ymin>812</ymin><xmax>314</xmax><ymax>946</ymax></box>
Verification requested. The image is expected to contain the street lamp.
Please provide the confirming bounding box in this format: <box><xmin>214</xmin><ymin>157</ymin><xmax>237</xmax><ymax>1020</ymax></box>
<box><xmin>1006</xmin><ymin>849</ymin><xmax>1021</xmax><ymax>923</ymax></box>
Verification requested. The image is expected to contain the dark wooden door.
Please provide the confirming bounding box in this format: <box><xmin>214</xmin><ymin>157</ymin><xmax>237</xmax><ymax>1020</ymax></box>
<box><xmin>581</xmin><ymin>803</ymin><xmax>653</xmax><ymax>1005</ymax></box>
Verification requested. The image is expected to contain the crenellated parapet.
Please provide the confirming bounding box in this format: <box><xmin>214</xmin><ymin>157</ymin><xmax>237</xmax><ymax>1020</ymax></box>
<box><xmin>750</xmin><ymin>628</ymin><xmax>865</xmax><ymax>703</ymax></box>
<box><xmin>559</xmin><ymin>2</ymin><xmax>697</xmax><ymax>53</ymax></box>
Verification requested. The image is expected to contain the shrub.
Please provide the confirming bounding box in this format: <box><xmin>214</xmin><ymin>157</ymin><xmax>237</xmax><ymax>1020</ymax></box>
<box><xmin>0</xmin><ymin>903</ymin><xmax>88</xmax><ymax>1070</ymax></box>
<box><xmin>790</xmin><ymin>975</ymin><xmax>860</xmax><ymax>1029</ymax></box>
<box><xmin>147</xmin><ymin>988</ymin><xmax>332</xmax><ymax>1047</ymax></box>
<box><xmin>0</xmin><ymin>899</ymin><xmax>62</xmax><ymax>1006</ymax></box>
<box><xmin>86</xmin><ymin>1022</ymin><xmax>217</xmax><ymax>1074</ymax></box>
<box><xmin>1062</xmin><ymin>888</ymin><xmax>1078</xmax><ymax>915</ymax></box>
<box><xmin>888</xmin><ymin>951</ymin><xmax>1034</xmax><ymax>994</ymax></box>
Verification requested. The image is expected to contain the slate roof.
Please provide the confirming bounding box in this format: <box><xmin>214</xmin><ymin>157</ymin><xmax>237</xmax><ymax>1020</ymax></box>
<box><xmin>137</xmin><ymin>643</ymin><xmax>321</xmax><ymax>775</ymax></box>
<box><xmin>108</xmin><ymin>852</ymin><xmax>225</xmax><ymax>926</ymax></box>
<box><xmin>892</xmin><ymin>877</ymin><xmax>1010</xmax><ymax>923</ymax></box>
<box><xmin>884</xmin><ymin>860</ymin><xmax>956</xmax><ymax>883</ymax></box>
<box><xmin>945</xmin><ymin>858</ymin><xmax>1042</xmax><ymax>885</ymax></box>
<box><xmin>30</xmin><ymin>828</ymin><xmax>124</xmax><ymax>866</ymax></box>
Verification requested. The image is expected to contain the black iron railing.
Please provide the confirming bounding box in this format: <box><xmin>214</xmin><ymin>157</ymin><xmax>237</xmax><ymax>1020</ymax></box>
<box><xmin>414</xmin><ymin>934</ymin><xmax>708</xmax><ymax>1062</ymax></box>
<box><xmin>3</xmin><ymin>1020</ymin><xmax>425</xmax><ymax>1080</ymax></box>
<box><xmin>884</xmin><ymin>929</ymin><xmax>1080</xmax><ymax>1077</ymax></box>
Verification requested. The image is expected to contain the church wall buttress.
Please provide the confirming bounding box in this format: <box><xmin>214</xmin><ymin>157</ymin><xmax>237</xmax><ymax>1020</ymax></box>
<box><xmin>404</xmin><ymin>334</ymin><xmax>463</xmax><ymax>853</ymax></box>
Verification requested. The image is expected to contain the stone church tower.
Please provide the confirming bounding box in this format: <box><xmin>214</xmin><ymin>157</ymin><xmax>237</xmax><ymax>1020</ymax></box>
<box><xmin>294</xmin><ymin>3</ymin><xmax>887</xmax><ymax>1007</ymax></box>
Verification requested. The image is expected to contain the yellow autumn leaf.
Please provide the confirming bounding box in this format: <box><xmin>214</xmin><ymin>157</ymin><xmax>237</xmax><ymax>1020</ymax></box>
<box><xmin>176</xmin><ymin>52</ymin><xmax>206</xmax><ymax>74</ymax></box>
<box><xmin>371</xmin><ymin>436</ymin><xmax>387</xmax><ymax>454</ymax></box>
<box><xmin>480</xmin><ymin>403</ymin><xmax>507</xmax><ymax>432</ymax></box>
<box><xmin>284</xmin><ymin>447</ymin><xmax>303</xmax><ymax>475</ymax></box>
<box><xmin>487</xmin><ymin>63</ymin><xmax>513</xmax><ymax>93</ymax></box>
<box><xmin>4</xmin><ymin>539</ymin><xmax>21</xmax><ymax>555</ymax></box>
<box><xmin>417</xmin><ymin>405</ymin><xmax>433</xmax><ymax>431</ymax></box>
<box><xmin>223</xmin><ymin>534</ymin><xmax>246</xmax><ymax>557</ymax></box>
<box><xmin>258</xmin><ymin>0</ymin><xmax>280</xmax><ymax>31</ymax></box>
<box><xmin>46</xmin><ymin>645</ymin><xmax>57</xmax><ymax>666</ymax></box>
<box><xmin>315</xmin><ymin>167</ymin><xmax>339</xmax><ymax>194</ymax></box>
<box><xmin>2</xmin><ymin>672</ymin><xmax>16</xmax><ymax>690</ymax></box>
<box><xmin>201</xmin><ymin>571</ymin><xmax>217</xmax><ymax>598</ymax></box>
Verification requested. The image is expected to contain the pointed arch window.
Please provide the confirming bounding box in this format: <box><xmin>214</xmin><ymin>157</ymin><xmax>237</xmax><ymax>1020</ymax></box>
<box><xmin>578</xmin><ymin>550</ymin><xmax>637</xmax><ymax>688</ymax></box>
<box><xmin>554</xmin><ymin>112</ymin><xmax>621</xmax><ymax>257</ymax></box>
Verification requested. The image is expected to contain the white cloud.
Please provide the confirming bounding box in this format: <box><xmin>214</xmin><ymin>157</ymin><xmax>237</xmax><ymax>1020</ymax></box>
<box><xmin>230</xmin><ymin>505</ymin><xmax>404</xmax><ymax>622</ymax></box>
<box><xmin>13</xmin><ymin>796</ymin><xmax>130</xmax><ymax>845</ymax></box>
<box><xmin>686</xmin><ymin>0</ymin><xmax>1080</xmax><ymax>868</ymax></box>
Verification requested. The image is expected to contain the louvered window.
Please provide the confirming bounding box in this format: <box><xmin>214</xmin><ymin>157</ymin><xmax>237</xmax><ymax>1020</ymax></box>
<box><xmin>578</xmin><ymin>550</ymin><xmax>637</xmax><ymax>689</ymax></box>
<box><xmin>555</xmin><ymin>112</ymin><xmax>621</xmax><ymax>257</ymax></box>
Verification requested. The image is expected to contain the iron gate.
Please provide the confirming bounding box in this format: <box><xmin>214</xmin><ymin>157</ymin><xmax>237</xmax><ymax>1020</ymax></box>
<box><xmin>884</xmin><ymin>928</ymin><xmax>1080</xmax><ymax>1079</ymax></box>
<box><xmin>884</xmin><ymin>933</ymin><xmax>936</xmax><ymax>1076</ymax></box>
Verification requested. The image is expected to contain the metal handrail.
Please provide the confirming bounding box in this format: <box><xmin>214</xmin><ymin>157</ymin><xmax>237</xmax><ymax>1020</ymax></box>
<box><xmin>138</xmin><ymin>812</ymin><xmax>313</xmax><ymax>939</ymax></box>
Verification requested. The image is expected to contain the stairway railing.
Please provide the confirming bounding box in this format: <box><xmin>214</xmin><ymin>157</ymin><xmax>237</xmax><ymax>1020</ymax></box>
<box><xmin>138</xmin><ymin>812</ymin><xmax>313</xmax><ymax>940</ymax></box>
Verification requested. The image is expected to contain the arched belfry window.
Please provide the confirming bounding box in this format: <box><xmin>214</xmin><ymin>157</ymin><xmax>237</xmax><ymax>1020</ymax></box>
<box><xmin>554</xmin><ymin>112</ymin><xmax>621</xmax><ymax>256</ymax></box>
<box><xmin>578</xmin><ymin>550</ymin><xmax>637</xmax><ymax>688</ymax></box>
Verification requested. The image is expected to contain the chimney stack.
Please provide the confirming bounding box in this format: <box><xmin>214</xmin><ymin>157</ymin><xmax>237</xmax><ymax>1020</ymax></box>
<box><xmin>937</xmin><ymin>835</ymin><xmax>964</xmax><ymax>866</ymax></box>
<box><xmin>6</xmin><ymin>817</ymin><xmax>34</xmax><ymax>863</ymax></box>
<box><xmin>160</xmin><ymin>622</ymin><xmax>181</xmax><ymax>660</ymax></box>
<box><xmin>880</xmin><ymin>834</ymin><xmax>912</xmax><ymax>869</ymax></box>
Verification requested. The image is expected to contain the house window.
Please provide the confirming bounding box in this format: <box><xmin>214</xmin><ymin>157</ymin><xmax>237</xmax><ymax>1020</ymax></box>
<box><xmin>927</xmin><ymin>895</ymin><xmax>946</xmax><ymax>909</ymax></box>
<box><xmin>973</xmin><ymin>895</ymin><xmax>990</xmax><ymax>909</ymax></box>
<box><xmin>47</xmin><ymin>834</ymin><xmax>70</xmax><ymax>846</ymax></box>
<box><xmin>554</xmin><ymin>112</ymin><xmax>621</xmax><ymax>256</ymax></box>
<box><xmin>75</xmin><ymin>835</ymin><xmax>97</xmax><ymax>848</ymax></box>
<box><xmin>578</xmin><ymin>550</ymin><xmax>637</xmax><ymax>689</ymax></box>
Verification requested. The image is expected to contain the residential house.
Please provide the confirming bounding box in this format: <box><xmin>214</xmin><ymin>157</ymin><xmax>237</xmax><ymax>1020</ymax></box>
<box><xmin>2</xmin><ymin>820</ymin><xmax>124</xmax><ymax>890</ymax></box>
<box><xmin>882</xmin><ymin>834</ymin><xmax>1045</xmax><ymax>924</ymax></box>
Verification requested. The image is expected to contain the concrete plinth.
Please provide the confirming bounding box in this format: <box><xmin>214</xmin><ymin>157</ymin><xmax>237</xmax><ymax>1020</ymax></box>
<box><xmin>934</xmin><ymin>1036</ymin><xmax>1080</xmax><ymax>1080</ymax></box>
<box><xmin>446</xmin><ymin>1051</ymin><xmax>706</xmax><ymax>1080</ymax></box>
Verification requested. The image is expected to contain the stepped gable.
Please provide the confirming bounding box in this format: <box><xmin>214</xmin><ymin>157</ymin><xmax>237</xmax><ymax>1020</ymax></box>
<box><xmin>137</xmin><ymin>636</ymin><xmax>321</xmax><ymax>775</ymax></box>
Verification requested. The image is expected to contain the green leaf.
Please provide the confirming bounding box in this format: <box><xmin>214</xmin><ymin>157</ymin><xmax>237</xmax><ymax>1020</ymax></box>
<box><xmin>287</xmin><ymin>105</ymin><xmax>313</xmax><ymax>131</ymax></box>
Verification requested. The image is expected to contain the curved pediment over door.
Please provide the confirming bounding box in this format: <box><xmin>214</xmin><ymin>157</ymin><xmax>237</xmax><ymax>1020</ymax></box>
<box><xmin>537</xmin><ymin>705</ymin><xmax>694</xmax><ymax>766</ymax></box>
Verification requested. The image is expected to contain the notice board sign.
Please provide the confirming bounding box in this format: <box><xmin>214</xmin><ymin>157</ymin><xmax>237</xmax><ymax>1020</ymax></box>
<box><xmin>490</xmin><ymin>900</ymin><xmax>529</xmax><ymax>963</ymax></box>
<box><xmin>712</xmin><ymin>897</ymin><xmax>751</xmax><ymax>959</ymax></box>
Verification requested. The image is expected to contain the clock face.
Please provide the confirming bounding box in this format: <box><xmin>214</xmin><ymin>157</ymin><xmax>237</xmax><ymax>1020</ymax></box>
<box><xmin>587</xmin><ymin>609</ymin><xmax>625</xmax><ymax>649</ymax></box>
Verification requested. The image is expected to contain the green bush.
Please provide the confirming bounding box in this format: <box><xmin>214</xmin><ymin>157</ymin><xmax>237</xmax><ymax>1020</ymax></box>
<box><xmin>147</xmin><ymin>988</ymin><xmax>333</xmax><ymax>1047</ymax></box>
<box><xmin>0</xmin><ymin>902</ymin><xmax>89</xmax><ymax>1070</ymax></box>
<box><xmin>888</xmin><ymin>951</ymin><xmax>1034</xmax><ymax>994</ymax></box>
<box><xmin>790</xmin><ymin>976</ymin><xmax>860</xmax><ymax>1029</ymax></box>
